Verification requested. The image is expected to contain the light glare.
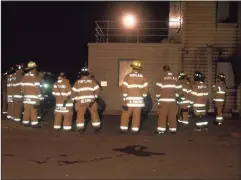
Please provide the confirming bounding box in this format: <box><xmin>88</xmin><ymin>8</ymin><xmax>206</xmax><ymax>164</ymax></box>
<box><xmin>123</xmin><ymin>14</ymin><xmax>136</xmax><ymax>28</ymax></box>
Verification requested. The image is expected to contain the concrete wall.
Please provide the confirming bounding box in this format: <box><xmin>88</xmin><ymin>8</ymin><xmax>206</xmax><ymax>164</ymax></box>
<box><xmin>88</xmin><ymin>43</ymin><xmax>182</xmax><ymax>114</ymax></box>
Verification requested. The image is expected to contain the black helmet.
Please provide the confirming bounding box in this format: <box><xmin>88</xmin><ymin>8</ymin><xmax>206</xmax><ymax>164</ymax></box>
<box><xmin>194</xmin><ymin>71</ymin><xmax>204</xmax><ymax>82</ymax></box>
<box><xmin>178</xmin><ymin>71</ymin><xmax>187</xmax><ymax>80</ymax></box>
<box><xmin>80</xmin><ymin>66</ymin><xmax>89</xmax><ymax>77</ymax></box>
<box><xmin>163</xmin><ymin>65</ymin><xmax>170</xmax><ymax>71</ymax></box>
<box><xmin>217</xmin><ymin>73</ymin><xmax>225</xmax><ymax>82</ymax></box>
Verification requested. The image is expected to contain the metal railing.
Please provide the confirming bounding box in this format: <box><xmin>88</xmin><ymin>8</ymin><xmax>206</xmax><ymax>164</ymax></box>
<box><xmin>95</xmin><ymin>21</ymin><xmax>181</xmax><ymax>43</ymax></box>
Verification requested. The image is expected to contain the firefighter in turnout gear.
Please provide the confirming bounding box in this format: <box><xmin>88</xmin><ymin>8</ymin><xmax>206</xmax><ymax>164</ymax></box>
<box><xmin>72</xmin><ymin>66</ymin><xmax>101</xmax><ymax>133</ymax></box>
<box><xmin>52</xmin><ymin>72</ymin><xmax>73</xmax><ymax>131</ymax></box>
<box><xmin>190</xmin><ymin>71</ymin><xmax>209</xmax><ymax>131</ymax></box>
<box><xmin>213</xmin><ymin>73</ymin><xmax>226</xmax><ymax>125</ymax></box>
<box><xmin>155</xmin><ymin>65</ymin><xmax>181</xmax><ymax>134</ymax></box>
<box><xmin>21</xmin><ymin>61</ymin><xmax>42</xmax><ymax>127</ymax></box>
<box><xmin>120</xmin><ymin>60</ymin><xmax>148</xmax><ymax>133</ymax></box>
<box><xmin>2</xmin><ymin>71</ymin><xmax>8</xmax><ymax>118</ymax></box>
<box><xmin>6</xmin><ymin>66</ymin><xmax>16</xmax><ymax>120</ymax></box>
<box><xmin>37</xmin><ymin>71</ymin><xmax>45</xmax><ymax>120</ymax></box>
<box><xmin>12</xmin><ymin>64</ymin><xmax>24</xmax><ymax>123</ymax></box>
<box><xmin>177</xmin><ymin>72</ymin><xmax>192</xmax><ymax>125</ymax></box>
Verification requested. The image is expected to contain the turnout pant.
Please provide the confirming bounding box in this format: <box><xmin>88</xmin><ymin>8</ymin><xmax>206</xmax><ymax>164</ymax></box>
<box><xmin>120</xmin><ymin>107</ymin><xmax>141</xmax><ymax>132</ymax></box>
<box><xmin>22</xmin><ymin>104</ymin><xmax>38</xmax><ymax>126</ymax></box>
<box><xmin>2</xmin><ymin>95</ymin><xmax>8</xmax><ymax>115</ymax></box>
<box><xmin>178</xmin><ymin>104</ymin><xmax>189</xmax><ymax>124</ymax></box>
<box><xmin>7</xmin><ymin>102</ymin><xmax>14</xmax><ymax>119</ymax></box>
<box><xmin>54</xmin><ymin>110</ymin><xmax>73</xmax><ymax>131</ymax></box>
<box><xmin>75</xmin><ymin>101</ymin><xmax>100</xmax><ymax>130</ymax></box>
<box><xmin>157</xmin><ymin>102</ymin><xmax>178</xmax><ymax>133</ymax></box>
<box><xmin>193</xmin><ymin>106</ymin><xmax>207</xmax><ymax>128</ymax></box>
<box><xmin>13</xmin><ymin>100</ymin><xmax>23</xmax><ymax>122</ymax></box>
<box><xmin>215</xmin><ymin>102</ymin><xmax>224</xmax><ymax>123</ymax></box>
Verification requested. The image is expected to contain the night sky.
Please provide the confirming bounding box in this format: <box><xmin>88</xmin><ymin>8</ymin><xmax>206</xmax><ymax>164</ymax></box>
<box><xmin>2</xmin><ymin>1</ymin><xmax>169</xmax><ymax>81</ymax></box>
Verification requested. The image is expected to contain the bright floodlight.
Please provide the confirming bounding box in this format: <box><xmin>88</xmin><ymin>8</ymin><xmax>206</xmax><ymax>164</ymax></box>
<box><xmin>123</xmin><ymin>14</ymin><xmax>136</xmax><ymax>28</ymax></box>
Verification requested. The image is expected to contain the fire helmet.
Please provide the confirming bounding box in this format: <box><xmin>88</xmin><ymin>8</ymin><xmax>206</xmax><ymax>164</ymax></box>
<box><xmin>194</xmin><ymin>71</ymin><xmax>204</xmax><ymax>82</ymax></box>
<box><xmin>80</xmin><ymin>66</ymin><xmax>90</xmax><ymax>76</ymax></box>
<box><xmin>178</xmin><ymin>71</ymin><xmax>187</xmax><ymax>80</ymax></box>
<box><xmin>163</xmin><ymin>65</ymin><xmax>170</xmax><ymax>71</ymax></box>
<box><xmin>217</xmin><ymin>73</ymin><xmax>225</xmax><ymax>82</ymax></box>
<box><xmin>26</xmin><ymin>61</ymin><xmax>37</xmax><ymax>70</ymax></box>
<box><xmin>131</xmin><ymin>60</ymin><xmax>142</xmax><ymax>70</ymax></box>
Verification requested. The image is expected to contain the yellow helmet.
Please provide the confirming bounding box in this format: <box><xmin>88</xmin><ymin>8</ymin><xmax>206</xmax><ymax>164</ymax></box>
<box><xmin>131</xmin><ymin>60</ymin><xmax>142</xmax><ymax>69</ymax></box>
<box><xmin>26</xmin><ymin>61</ymin><xmax>37</xmax><ymax>70</ymax></box>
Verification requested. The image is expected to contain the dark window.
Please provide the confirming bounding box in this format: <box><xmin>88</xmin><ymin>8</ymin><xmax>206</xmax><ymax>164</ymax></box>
<box><xmin>216</xmin><ymin>1</ymin><xmax>238</xmax><ymax>23</ymax></box>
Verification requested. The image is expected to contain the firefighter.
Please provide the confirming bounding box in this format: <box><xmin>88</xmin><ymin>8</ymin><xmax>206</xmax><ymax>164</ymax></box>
<box><xmin>190</xmin><ymin>71</ymin><xmax>209</xmax><ymax>131</ymax></box>
<box><xmin>177</xmin><ymin>72</ymin><xmax>192</xmax><ymax>125</ymax></box>
<box><xmin>21</xmin><ymin>61</ymin><xmax>42</xmax><ymax>127</ymax></box>
<box><xmin>2</xmin><ymin>71</ymin><xmax>8</xmax><ymax>118</ymax></box>
<box><xmin>213</xmin><ymin>73</ymin><xmax>226</xmax><ymax>125</ymax></box>
<box><xmin>37</xmin><ymin>71</ymin><xmax>46</xmax><ymax>120</ymax></box>
<box><xmin>12</xmin><ymin>64</ymin><xmax>24</xmax><ymax>123</ymax></box>
<box><xmin>120</xmin><ymin>60</ymin><xmax>148</xmax><ymax>133</ymax></box>
<box><xmin>6</xmin><ymin>66</ymin><xmax>16</xmax><ymax>120</ymax></box>
<box><xmin>72</xmin><ymin>66</ymin><xmax>101</xmax><ymax>134</ymax></box>
<box><xmin>52</xmin><ymin>72</ymin><xmax>73</xmax><ymax>131</ymax></box>
<box><xmin>155</xmin><ymin>65</ymin><xmax>181</xmax><ymax>134</ymax></box>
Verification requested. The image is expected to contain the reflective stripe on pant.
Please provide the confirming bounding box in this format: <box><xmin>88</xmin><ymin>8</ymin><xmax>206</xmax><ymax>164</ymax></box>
<box><xmin>178</xmin><ymin>108</ymin><xmax>189</xmax><ymax>124</ymax></box>
<box><xmin>157</xmin><ymin>102</ymin><xmax>178</xmax><ymax>132</ymax></box>
<box><xmin>193</xmin><ymin>106</ymin><xmax>207</xmax><ymax>127</ymax></box>
<box><xmin>120</xmin><ymin>107</ymin><xmax>141</xmax><ymax>132</ymax></box>
<box><xmin>215</xmin><ymin>102</ymin><xmax>224</xmax><ymax>122</ymax></box>
<box><xmin>54</xmin><ymin>110</ymin><xmax>73</xmax><ymax>130</ymax></box>
<box><xmin>7</xmin><ymin>102</ymin><xmax>14</xmax><ymax>119</ymax></box>
<box><xmin>2</xmin><ymin>95</ymin><xmax>8</xmax><ymax>115</ymax></box>
<box><xmin>75</xmin><ymin>101</ymin><xmax>100</xmax><ymax>129</ymax></box>
<box><xmin>13</xmin><ymin>100</ymin><xmax>23</xmax><ymax>122</ymax></box>
<box><xmin>23</xmin><ymin>104</ymin><xmax>38</xmax><ymax>125</ymax></box>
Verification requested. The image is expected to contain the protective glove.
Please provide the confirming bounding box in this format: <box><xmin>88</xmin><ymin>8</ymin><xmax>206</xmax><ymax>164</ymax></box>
<box><xmin>122</xmin><ymin>105</ymin><xmax>128</xmax><ymax>111</ymax></box>
<box><xmin>89</xmin><ymin>101</ymin><xmax>95</xmax><ymax>108</ymax></box>
<box><xmin>63</xmin><ymin>100</ymin><xmax>67</xmax><ymax>107</ymax></box>
<box><xmin>33</xmin><ymin>101</ymin><xmax>40</xmax><ymax>109</ymax></box>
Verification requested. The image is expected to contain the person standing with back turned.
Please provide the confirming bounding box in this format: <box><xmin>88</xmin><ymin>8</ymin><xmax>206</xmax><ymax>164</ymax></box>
<box><xmin>120</xmin><ymin>60</ymin><xmax>148</xmax><ymax>134</ymax></box>
<box><xmin>155</xmin><ymin>65</ymin><xmax>181</xmax><ymax>134</ymax></box>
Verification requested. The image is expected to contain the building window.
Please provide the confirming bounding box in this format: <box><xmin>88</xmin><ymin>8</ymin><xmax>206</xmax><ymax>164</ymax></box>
<box><xmin>118</xmin><ymin>59</ymin><xmax>134</xmax><ymax>86</ymax></box>
<box><xmin>216</xmin><ymin>1</ymin><xmax>238</xmax><ymax>23</ymax></box>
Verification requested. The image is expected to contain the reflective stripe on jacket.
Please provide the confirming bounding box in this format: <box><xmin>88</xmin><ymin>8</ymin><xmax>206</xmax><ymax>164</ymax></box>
<box><xmin>122</xmin><ymin>71</ymin><xmax>148</xmax><ymax>108</ymax></box>
<box><xmin>52</xmin><ymin>77</ymin><xmax>73</xmax><ymax>112</ymax></box>
<box><xmin>21</xmin><ymin>70</ymin><xmax>41</xmax><ymax>104</ymax></box>
<box><xmin>72</xmin><ymin>76</ymin><xmax>100</xmax><ymax>104</ymax></box>
<box><xmin>156</xmin><ymin>71</ymin><xmax>180</xmax><ymax>103</ymax></box>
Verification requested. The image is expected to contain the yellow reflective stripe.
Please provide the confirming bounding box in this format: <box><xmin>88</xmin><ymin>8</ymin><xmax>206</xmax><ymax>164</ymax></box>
<box><xmin>127</xmin><ymin>84</ymin><xmax>145</xmax><ymax>88</ymax></box>
<box><xmin>143</xmin><ymin>82</ymin><xmax>148</xmax><ymax>87</ymax></box>
<box><xmin>72</xmin><ymin>87</ymin><xmax>94</xmax><ymax>92</ymax></box>
<box><xmin>127</xmin><ymin>103</ymin><xmax>145</xmax><ymax>107</ymax></box>
<box><xmin>75</xmin><ymin>95</ymin><xmax>95</xmax><ymax>100</ymax></box>
<box><xmin>158</xmin><ymin>98</ymin><xmax>176</xmax><ymax>102</ymax></box>
<box><xmin>93</xmin><ymin>85</ymin><xmax>99</xmax><ymax>90</ymax></box>
<box><xmin>193</xmin><ymin>104</ymin><xmax>206</xmax><ymax>107</ymax></box>
<box><xmin>126</xmin><ymin>96</ymin><xmax>143</xmax><ymax>100</ymax></box>
<box><xmin>122</xmin><ymin>81</ymin><xmax>128</xmax><ymax>86</ymax></box>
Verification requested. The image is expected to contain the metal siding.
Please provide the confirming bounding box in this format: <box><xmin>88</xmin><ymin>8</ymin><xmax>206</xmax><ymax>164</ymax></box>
<box><xmin>88</xmin><ymin>43</ymin><xmax>182</xmax><ymax>113</ymax></box>
<box><xmin>182</xmin><ymin>2</ymin><xmax>241</xmax><ymax>113</ymax></box>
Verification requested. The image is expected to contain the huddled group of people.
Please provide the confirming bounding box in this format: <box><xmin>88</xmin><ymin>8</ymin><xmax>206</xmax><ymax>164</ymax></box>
<box><xmin>2</xmin><ymin>59</ymin><xmax>226</xmax><ymax>135</ymax></box>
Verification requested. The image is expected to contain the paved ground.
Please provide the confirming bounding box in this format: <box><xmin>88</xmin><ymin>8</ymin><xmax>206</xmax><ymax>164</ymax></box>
<box><xmin>2</xmin><ymin>114</ymin><xmax>241</xmax><ymax>179</ymax></box>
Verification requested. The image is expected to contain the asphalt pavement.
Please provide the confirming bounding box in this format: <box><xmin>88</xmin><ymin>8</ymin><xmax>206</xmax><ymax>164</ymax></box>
<box><xmin>2</xmin><ymin>113</ymin><xmax>241</xmax><ymax>179</ymax></box>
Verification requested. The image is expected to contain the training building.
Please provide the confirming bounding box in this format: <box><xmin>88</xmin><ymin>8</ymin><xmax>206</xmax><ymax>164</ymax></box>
<box><xmin>88</xmin><ymin>1</ymin><xmax>241</xmax><ymax>115</ymax></box>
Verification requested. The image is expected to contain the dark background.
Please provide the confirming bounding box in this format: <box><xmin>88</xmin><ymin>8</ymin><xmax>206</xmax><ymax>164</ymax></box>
<box><xmin>2</xmin><ymin>1</ymin><xmax>169</xmax><ymax>82</ymax></box>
